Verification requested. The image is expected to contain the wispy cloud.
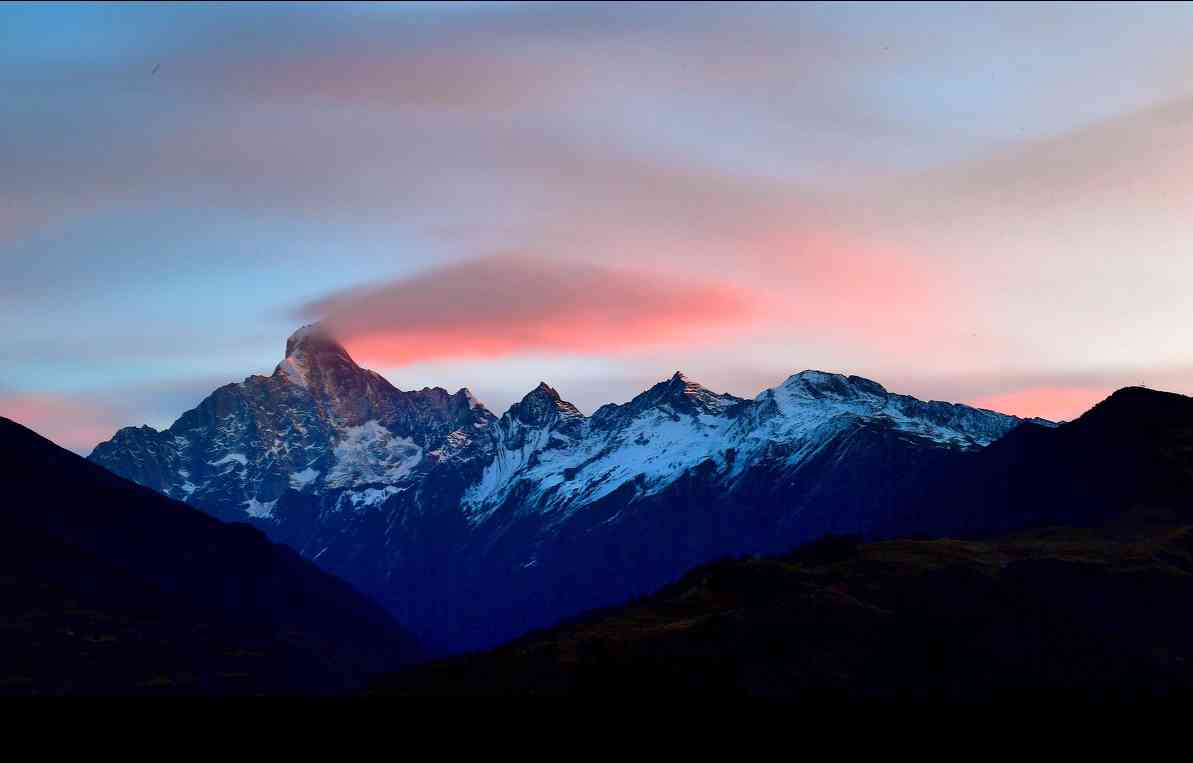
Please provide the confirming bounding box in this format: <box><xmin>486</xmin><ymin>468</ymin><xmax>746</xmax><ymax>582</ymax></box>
<box><xmin>5</xmin><ymin>2</ymin><xmax>1193</xmax><ymax>427</ymax></box>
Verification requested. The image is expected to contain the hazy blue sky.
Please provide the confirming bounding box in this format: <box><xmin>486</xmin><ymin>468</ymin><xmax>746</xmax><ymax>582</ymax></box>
<box><xmin>4</xmin><ymin>1</ymin><xmax>1193</xmax><ymax>451</ymax></box>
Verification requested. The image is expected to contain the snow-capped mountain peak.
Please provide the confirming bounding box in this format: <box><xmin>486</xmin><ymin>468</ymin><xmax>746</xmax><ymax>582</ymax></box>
<box><xmin>507</xmin><ymin>382</ymin><xmax>584</xmax><ymax>427</ymax></box>
<box><xmin>778</xmin><ymin>370</ymin><xmax>888</xmax><ymax>401</ymax></box>
<box><xmin>590</xmin><ymin>372</ymin><xmax>746</xmax><ymax>428</ymax></box>
<box><xmin>459</xmin><ymin>387</ymin><xmax>486</xmax><ymax>410</ymax></box>
<box><xmin>274</xmin><ymin>322</ymin><xmax>360</xmax><ymax>392</ymax></box>
<box><xmin>92</xmin><ymin>326</ymin><xmax>497</xmax><ymax>517</ymax></box>
<box><xmin>284</xmin><ymin>322</ymin><xmax>342</xmax><ymax>357</ymax></box>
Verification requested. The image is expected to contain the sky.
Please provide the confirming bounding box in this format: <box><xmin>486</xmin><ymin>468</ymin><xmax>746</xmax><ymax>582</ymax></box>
<box><xmin>3</xmin><ymin>1</ymin><xmax>1193</xmax><ymax>453</ymax></box>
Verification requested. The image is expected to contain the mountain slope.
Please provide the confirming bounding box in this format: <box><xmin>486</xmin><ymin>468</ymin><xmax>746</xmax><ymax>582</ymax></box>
<box><xmin>374</xmin><ymin>526</ymin><xmax>1193</xmax><ymax>697</ymax></box>
<box><xmin>890</xmin><ymin>386</ymin><xmax>1193</xmax><ymax>537</ymax></box>
<box><xmin>89</xmin><ymin>324</ymin><xmax>494</xmax><ymax>522</ymax></box>
<box><xmin>371</xmin><ymin>386</ymin><xmax>1193</xmax><ymax>696</ymax></box>
<box><xmin>0</xmin><ymin>416</ymin><xmax>423</xmax><ymax>695</ymax></box>
<box><xmin>89</xmin><ymin>324</ymin><xmax>1039</xmax><ymax>652</ymax></box>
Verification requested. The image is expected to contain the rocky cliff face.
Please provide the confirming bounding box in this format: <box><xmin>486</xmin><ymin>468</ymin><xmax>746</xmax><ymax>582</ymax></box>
<box><xmin>91</xmin><ymin>324</ymin><xmax>494</xmax><ymax>522</ymax></box>
<box><xmin>90</xmin><ymin>325</ymin><xmax>1042</xmax><ymax>652</ymax></box>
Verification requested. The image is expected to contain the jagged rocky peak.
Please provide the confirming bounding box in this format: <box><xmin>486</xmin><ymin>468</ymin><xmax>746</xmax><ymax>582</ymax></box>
<box><xmin>668</xmin><ymin>370</ymin><xmax>697</xmax><ymax>391</ymax></box>
<box><xmin>508</xmin><ymin>382</ymin><xmax>583</xmax><ymax>426</ymax></box>
<box><xmin>611</xmin><ymin>371</ymin><xmax>745</xmax><ymax>420</ymax></box>
<box><xmin>647</xmin><ymin>371</ymin><xmax>702</xmax><ymax>400</ymax></box>
<box><xmin>401</xmin><ymin>386</ymin><xmax>496</xmax><ymax>429</ymax></box>
<box><xmin>529</xmin><ymin>381</ymin><xmax>563</xmax><ymax>401</ymax></box>
<box><xmin>285</xmin><ymin>322</ymin><xmax>338</xmax><ymax>356</ymax></box>
<box><xmin>282</xmin><ymin>322</ymin><xmax>354</xmax><ymax>364</ymax></box>
<box><xmin>457</xmin><ymin>387</ymin><xmax>487</xmax><ymax>410</ymax></box>
<box><xmin>273</xmin><ymin>323</ymin><xmax>367</xmax><ymax>389</ymax></box>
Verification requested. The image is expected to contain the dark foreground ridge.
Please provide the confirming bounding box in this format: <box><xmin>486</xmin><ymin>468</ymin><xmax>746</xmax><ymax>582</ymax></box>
<box><xmin>0</xmin><ymin>417</ymin><xmax>423</xmax><ymax>695</ymax></box>
<box><xmin>892</xmin><ymin>385</ymin><xmax>1193</xmax><ymax>537</ymax></box>
<box><xmin>373</xmin><ymin>527</ymin><xmax>1193</xmax><ymax>697</ymax></box>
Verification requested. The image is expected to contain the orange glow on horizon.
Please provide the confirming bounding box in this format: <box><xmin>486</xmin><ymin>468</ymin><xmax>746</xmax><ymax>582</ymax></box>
<box><xmin>0</xmin><ymin>393</ymin><xmax>119</xmax><ymax>453</ymax></box>
<box><xmin>970</xmin><ymin>385</ymin><xmax>1114</xmax><ymax>422</ymax></box>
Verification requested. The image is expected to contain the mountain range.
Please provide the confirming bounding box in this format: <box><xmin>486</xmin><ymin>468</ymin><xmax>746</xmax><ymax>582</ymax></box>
<box><xmin>374</xmin><ymin>385</ymin><xmax>1193</xmax><ymax>697</ymax></box>
<box><xmin>90</xmin><ymin>324</ymin><xmax>1053</xmax><ymax>652</ymax></box>
<box><xmin>15</xmin><ymin>321</ymin><xmax>1193</xmax><ymax>696</ymax></box>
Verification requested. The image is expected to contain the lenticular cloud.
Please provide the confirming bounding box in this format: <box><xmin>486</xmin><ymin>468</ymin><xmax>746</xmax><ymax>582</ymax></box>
<box><xmin>294</xmin><ymin>253</ymin><xmax>763</xmax><ymax>365</ymax></box>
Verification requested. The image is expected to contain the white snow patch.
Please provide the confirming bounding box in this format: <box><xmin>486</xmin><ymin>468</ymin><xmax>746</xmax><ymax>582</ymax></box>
<box><xmin>209</xmin><ymin>452</ymin><xmax>248</xmax><ymax>467</ymax></box>
<box><xmin>344</xmin><ymin>486</ymin><xmax>401</xmax><ymax>508</ymax></box>
<box><xmin>289</xmin><ymin>466</ymin><xmax>320</xmax><ymax>490</ymax></box>
<box><xmin>243</xmin><ymin>497</ymin><xmax>277</xmax><ymax>518</ymax></box>
<box><xmin>275</xmin><ymin>355</ymin><xmax>309</xmax><ymax>388</ymax></box>
<box><xmin>325</xmin><ymin>421</ymin><xmax>422</xmax><ymax>488</ymax></box>
<box><xmin>463</xmin><ymin>405</ymin><xmax>734</xmax><ymax>521</ymax></box>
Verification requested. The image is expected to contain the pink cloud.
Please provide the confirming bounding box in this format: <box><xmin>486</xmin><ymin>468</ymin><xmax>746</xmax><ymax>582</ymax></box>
<box><xmin>292</xmin><ymin>222</ymin><xmax>993</xmax><ymax>372</ymax></box>
<box><xmin>296</xmin><ymin>253</ymin><xmax>764</xmax><ymax>366</ymax></box>
<box><xmin>720</xmin><ymin>226</ymin><xmax>997</xmax><ymax>360</ymax></box>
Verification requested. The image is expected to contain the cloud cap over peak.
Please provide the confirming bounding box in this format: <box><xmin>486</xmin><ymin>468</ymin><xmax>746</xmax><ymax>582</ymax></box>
<box><xmin>294</xmin><ymin>253</ymin><xmax>763</xmax><ymax>366</ymax></box>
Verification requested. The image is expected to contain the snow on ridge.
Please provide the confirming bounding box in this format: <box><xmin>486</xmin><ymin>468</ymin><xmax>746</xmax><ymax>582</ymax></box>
<box><xmin>95</xmin><ymin>327</ymin><xmax>1038</xmax><ymax>533</ymax></box>
<box><xmin>464</xmin><ymin>398</ymin><xmax>738</xmax><ymax>520</ymax></box>
<box><xmin>275</xmin><ymin>355</ymin><xmax>310</xmax><ymax>389</ymax></box>
<box><xmin>343</xmin><ymin>486</ymin><xmax>401</xmax><ymax>509</ymax></box>
<box><xmin>209</xmin><ymin>452</ymin><xmax>248</xmax><ymax>467</ymax></box>
<box><xmin>463</xmin><ymin>370</ymin><xmax>1035</xmax><ymax>520</ymax></box>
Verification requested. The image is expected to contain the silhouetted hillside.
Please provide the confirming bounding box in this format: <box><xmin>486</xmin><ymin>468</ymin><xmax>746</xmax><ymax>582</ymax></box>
<box><xmin>889</xmin><ymin>386</ymin><xmax>1193</xmax><ymax>537</ymax></box>
<box><xmin>374</xmin><ymin>527</ymin><xmax>1193</xmax><ymax>697</ymax></box>
<box><xmin>0</xmin><ymin>417</ymin><xmax>423</xmax><ymax>695</ymax></box>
